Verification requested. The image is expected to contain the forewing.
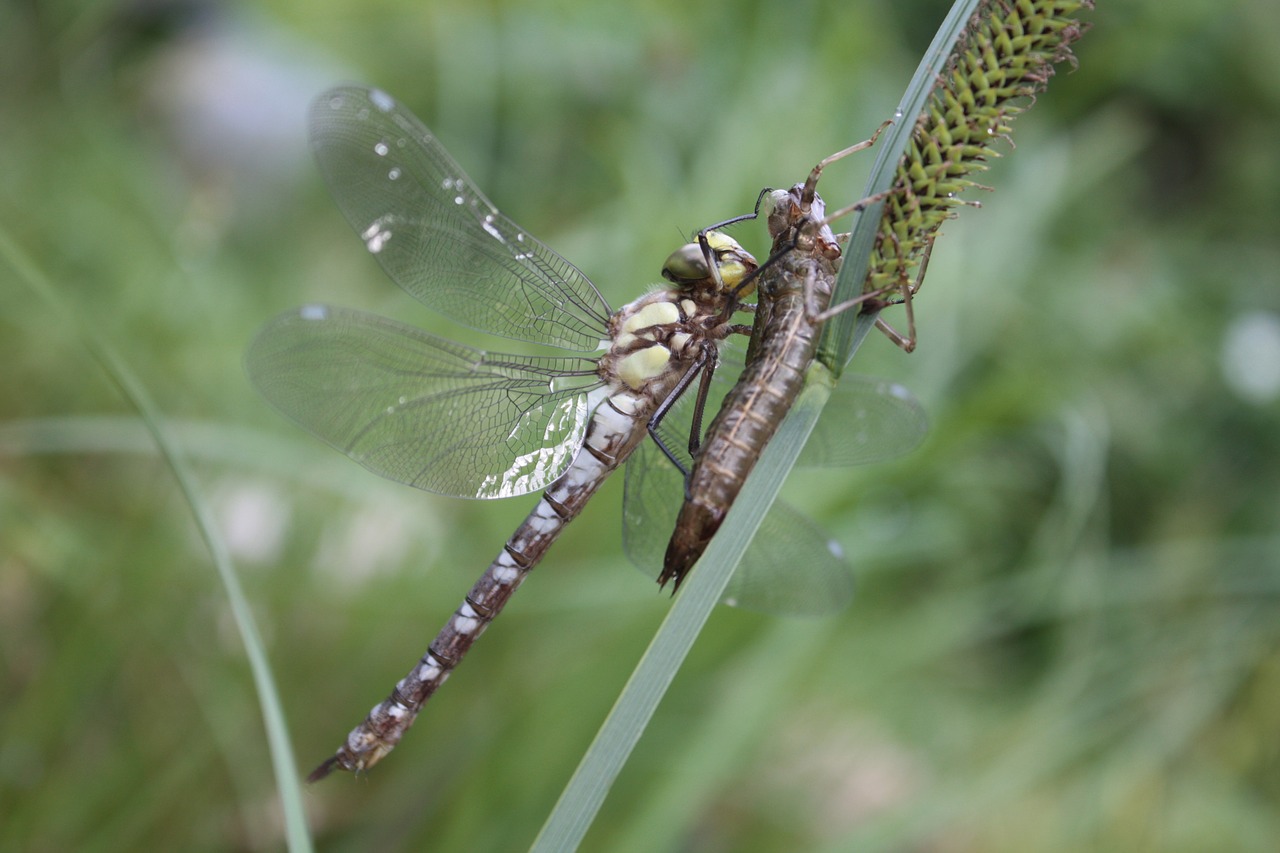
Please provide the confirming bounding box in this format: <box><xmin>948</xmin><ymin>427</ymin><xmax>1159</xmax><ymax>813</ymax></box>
<box><xmin>309</xmin><ymin>85</ymin><xmax>610</xmax><ymax>351</ymax></box>
<box><xmin>246</xmin><ymin>305</ymin><xmax>601</xmax><ymax>499</ymax></box>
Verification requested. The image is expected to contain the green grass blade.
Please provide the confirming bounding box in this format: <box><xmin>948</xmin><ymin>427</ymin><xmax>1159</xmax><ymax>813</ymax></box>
<box><xmin>0</xmin><ymin>228</ymin><xmax>314</xmax><ymax>852</ymax></box>
<box><xmin>819</xmin><ymin>0</ymin><xmax>981</xmax><ymax>371</ymax></box>
<box><xmin>609</xmin><ymin>617</ymin><xmax>833</xmax><ymax>853</ymax></box>
<box><xmin>530</xmin><ymin>7</ymin><xmax>988</xmax><ymax>842</ymax></box>
<box><xmin>532</xmin><ymin>368</ymin><xmax>835</xmax><ymax>852</ymax></box>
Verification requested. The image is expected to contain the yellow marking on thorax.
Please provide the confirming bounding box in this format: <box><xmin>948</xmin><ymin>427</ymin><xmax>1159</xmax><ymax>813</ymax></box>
<box><xmin>617</xmin><ymin>345</ymin><xmax>672</xmax><ymax>390</ymax></box>
<box><xmin>622</xmin><ymin>301</ymin><xmax>680</xmax><ymax>336</ymax></box>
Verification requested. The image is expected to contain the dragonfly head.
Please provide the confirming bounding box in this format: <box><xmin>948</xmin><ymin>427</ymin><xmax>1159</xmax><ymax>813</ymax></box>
<box><xmin>763</xmin><ymin>185</ymin><xmax>838</xmax><ymax>261</ymax></box>
<box><xmin>763</xmin><ymin>186</ymin><xmax>806</xmax><ymax>240</ymax></box>
<box><xmin>661</xmin><ymin>231</ymin><xmax>758</xmax><ymax>302</ymax></box>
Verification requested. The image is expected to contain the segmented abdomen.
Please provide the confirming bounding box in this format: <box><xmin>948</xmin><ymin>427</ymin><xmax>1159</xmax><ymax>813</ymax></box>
<box><xmin>311</xmin><ymin>387</ymin><xmax>654</xmax><ymax>779</ymax></box>
<box><xmin>662</xmin><ymin>257</ymin><xmax>832</xmax><ymax>587</ymax></box>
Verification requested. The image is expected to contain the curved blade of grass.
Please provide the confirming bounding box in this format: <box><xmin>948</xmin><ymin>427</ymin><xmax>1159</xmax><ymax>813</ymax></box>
<box><xmin>0</xmin><ymin>228</ymin><xmax>314</xmax><ymax>852</ymax></box>
<box><xmin>820</xmin><ymin>0</ymin><xmax>980</xmax><ymax>372</ymax></box>
<box><xmin>608</xmin><ymin>617</ymin><xmax>832</xmax><ymax>853</ymax></box>
<box><xmin>532</xmin><ymin>365</ymin><xmax>836</xmax><ymax>851</ymax></box>
<box><xmin>532</xmin><ymin>4</ymin><xmax>984</xmax><ymax>845</ymax></box>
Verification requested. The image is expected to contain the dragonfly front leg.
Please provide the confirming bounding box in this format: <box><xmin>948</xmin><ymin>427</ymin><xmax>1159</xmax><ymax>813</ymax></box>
<box><xmin>698</xmin><ymin>227</ymin><xmax>773</xmax><ymax>324</ymax></box>
<box><xmin>798</xmin><ymin>120</ymin><xmax>893</xmax><ymax>207</ymax></box>
<box><xmin>806</xmin><ymin>212</ymin><xmax>935</xmax><ymax>354</ymax></box>
<box><xmin>805</xmin><ymin>268</ymin><xmax>888</xmax><ymax>325</ymax></box>
<box><xmin>645</xmin><ymin>345</ymin><xmax>713</xmax><ymax>478</ymax></box>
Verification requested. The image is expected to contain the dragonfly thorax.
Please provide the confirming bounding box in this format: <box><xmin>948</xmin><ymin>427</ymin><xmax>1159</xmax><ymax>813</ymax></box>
<box><xmin>600</xmin><ymin>233</ymin><xmax>757</xmax><ymax>393</ymax></box>
<box><xmin>603</xmin><ymin>291</ymin><xmax>705</xmax><ymax>391</ymax></box>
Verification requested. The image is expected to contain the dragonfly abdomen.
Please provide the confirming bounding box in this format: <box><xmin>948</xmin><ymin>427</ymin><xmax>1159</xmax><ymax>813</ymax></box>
<box><xmin>310</xmin><ymin>383</ymin><xmax>666</xmax><ymax>779</ymax></box>
<box><xmin>661</xmin><ymin>255</ymin><xmax>832</xmax><ymax>588</ymax></box>
<box><xmin>281</xmin><ymin>93</ymin><xmax>758</xmax><ymax>773</ymax></box>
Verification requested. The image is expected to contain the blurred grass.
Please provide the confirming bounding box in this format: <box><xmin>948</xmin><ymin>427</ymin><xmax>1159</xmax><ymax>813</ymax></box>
<box><xmin>2</xmin><ymin>0</ymin><xmax>1279</xmax><ymax>851</ymax></box>
<box><xmin>0</xmin><ymin>230</ymin><xmax>311</xmax><ymax>851</ymax></box>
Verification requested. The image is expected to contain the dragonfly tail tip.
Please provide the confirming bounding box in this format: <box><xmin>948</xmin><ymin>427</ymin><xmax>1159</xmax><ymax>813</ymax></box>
<box><xmin>306</xmin><ymin>755</ymin><xmax>344</xmax><ymax>783</ymax></box>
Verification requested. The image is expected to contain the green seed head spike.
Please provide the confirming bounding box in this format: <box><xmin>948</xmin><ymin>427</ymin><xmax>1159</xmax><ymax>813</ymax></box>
<box><xmin>863</xmin><ymin>0</ymin><xmax>1094</xmax><ymax>298</ymax></box>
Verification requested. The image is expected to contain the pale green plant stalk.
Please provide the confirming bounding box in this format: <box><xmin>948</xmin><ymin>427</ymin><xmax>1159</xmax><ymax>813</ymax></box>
<box><xmin>0</xmin><ymin>229</ymin><xmax>314</xmax><ymax>853</ymax></box>
<box><xmin>538</xmin><ymin>2</ymin><xmax>1094</xmax><ymax>849</ymax></box>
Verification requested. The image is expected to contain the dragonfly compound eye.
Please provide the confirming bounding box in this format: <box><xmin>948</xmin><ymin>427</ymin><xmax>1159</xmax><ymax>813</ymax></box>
<box><xmin>661</xmin><ymin>242</ymin><xmax>711</xmax><ymax>285</ymax></box>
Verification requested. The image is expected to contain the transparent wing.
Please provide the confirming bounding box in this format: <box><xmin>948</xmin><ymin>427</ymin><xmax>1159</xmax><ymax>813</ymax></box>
<box><xmin>621</xmin><ymin>372</ymin><xmax>926</xmax><ymax>614</ymax></box>
<box><xmin>798</xmin><ymin>375</ymin><xmax>928</xmax><ymax>466</ymax></box>
<box><xmin>246</xmin><ymin>305</ymin><xmax>602</xmax><ymax>499</ymax></box>
<box><xmin>653</xmin><ymin>363</ymin><xmax>927</xmax><ymax>470</ymax></box>
<box><xmin>309</xmin><ymin>85</ymin><xmax>611</xmax><ymax>351</ymax></box>
<box><xmin>621</xmin><ymin>357</ymin><xmax>851</xmax><ymax>616</ymax></box>
<box><xmin>622</xmin><ymin>428</ymin><xmax>853</xmax><ymax>616</ymax></box>
<box><xmin>719</xmin><ymin>503</ymin><xmax>854</xmax><ymax>615</ymax></box>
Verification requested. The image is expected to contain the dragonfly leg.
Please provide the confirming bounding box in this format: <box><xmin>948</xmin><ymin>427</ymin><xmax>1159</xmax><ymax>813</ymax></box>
<box><xmin>646</xmin><ymin>344</ymin><xmax>715</xmax><ymax>477</ymax></box>
<box><xmin>695</xmin><ymin>232</ymin><xmax>724</xmax><ymax>298</ymax></box>
<box><xmin>692</xmin><ymin>194</ymin><xmax>769</xmax><ymax>301</ymax></box>
<box><xmin>806</xmin><ymin>274</ymin><xmax>892</xmax><ymax>324</ymax></box>
<box><xmin>820</xmin><ymin>187</ymin><xmax>896</xmax><ymax>230</ymax></box>
<box><xmin>801</xmin><ymin>226</ymin><xmax>932</xmax><ymax>353</ymax></box>
<box><xmin>682</xmin><ymin>210</ymin><xmax>769</xmax><ymax>324</ymax></box>
<box><xmin>800</xmin><ymin>120</ymin><xmax>893</xmax><ymax>206</ymax></box>
<box><xmin>869</xmin><ymin>230</ymin><xmax>935</xmax><ymax>353</ymax></box>
<box><xmin>683</xmin><ymin>344</ymin><xmax>727</xmax><ymax>458</ymax></box>
<box><xmin>694</xmin><ymin>189</ymin><xmax>768</xmax><ymax>241</ymax></box>
<box><xmin>716</xmin><ymin>236</ymin><xmax>792</xmax><ymax>323</ymax></box>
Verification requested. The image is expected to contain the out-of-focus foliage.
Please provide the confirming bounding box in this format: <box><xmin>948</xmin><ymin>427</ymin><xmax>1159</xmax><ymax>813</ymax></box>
<box><xmin>1</xmin><ymin>0</ymin><xmax>1277</xmax><ymax>851</ymax></box>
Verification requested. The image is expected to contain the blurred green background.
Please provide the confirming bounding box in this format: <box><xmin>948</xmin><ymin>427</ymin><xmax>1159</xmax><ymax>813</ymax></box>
<box><xmin>3</xmin><ymin>0</ymin><xmax>1278</xmax><ymax>850</ymax></box>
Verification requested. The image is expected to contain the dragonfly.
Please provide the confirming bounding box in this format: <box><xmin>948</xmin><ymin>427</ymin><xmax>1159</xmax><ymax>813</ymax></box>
<box><xmin>247</xmin><ymin>86</ymin><xmax>924</xmax><ymax>779</ymax></box>
<box><xmin>662</xmin><ymin>136</ymin><xmax>927</xmax><ymax>589</ymax></box>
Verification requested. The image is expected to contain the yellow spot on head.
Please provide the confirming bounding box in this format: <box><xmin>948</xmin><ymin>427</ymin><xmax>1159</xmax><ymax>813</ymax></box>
<box><xmin>660</xmin><ymin>230</ymin><xmax>757</xmax><ymax>295</ymax></box>
<box><xmin>703</xmin><ymin>232</ymin><xmax>741</xmax><ymax>253</ymax></box>
<box><xmin>705</xmin><ymin>232</ymin><xmax>756</xmax><ymax>295</ymax></box>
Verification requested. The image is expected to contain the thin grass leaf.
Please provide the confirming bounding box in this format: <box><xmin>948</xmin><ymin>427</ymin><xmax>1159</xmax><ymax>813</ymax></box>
<box><xmin>821</xmin><ymin>0</ymin><xmax>981</xmax><ymax>370</ymax></box>
<box><xmin>0</xmin><ymin>228</ymin><xmax>314</xmax><ymax>852</ymax></box>
<box><xmin>532</xmin><ymin>368</ymin><xmax>835</xmax><ymax>852</ymax></box>
<box><xmin>536</xmin><ymin>1</ymin><xmax>1095</xmax><ymax>847</ymax></box>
